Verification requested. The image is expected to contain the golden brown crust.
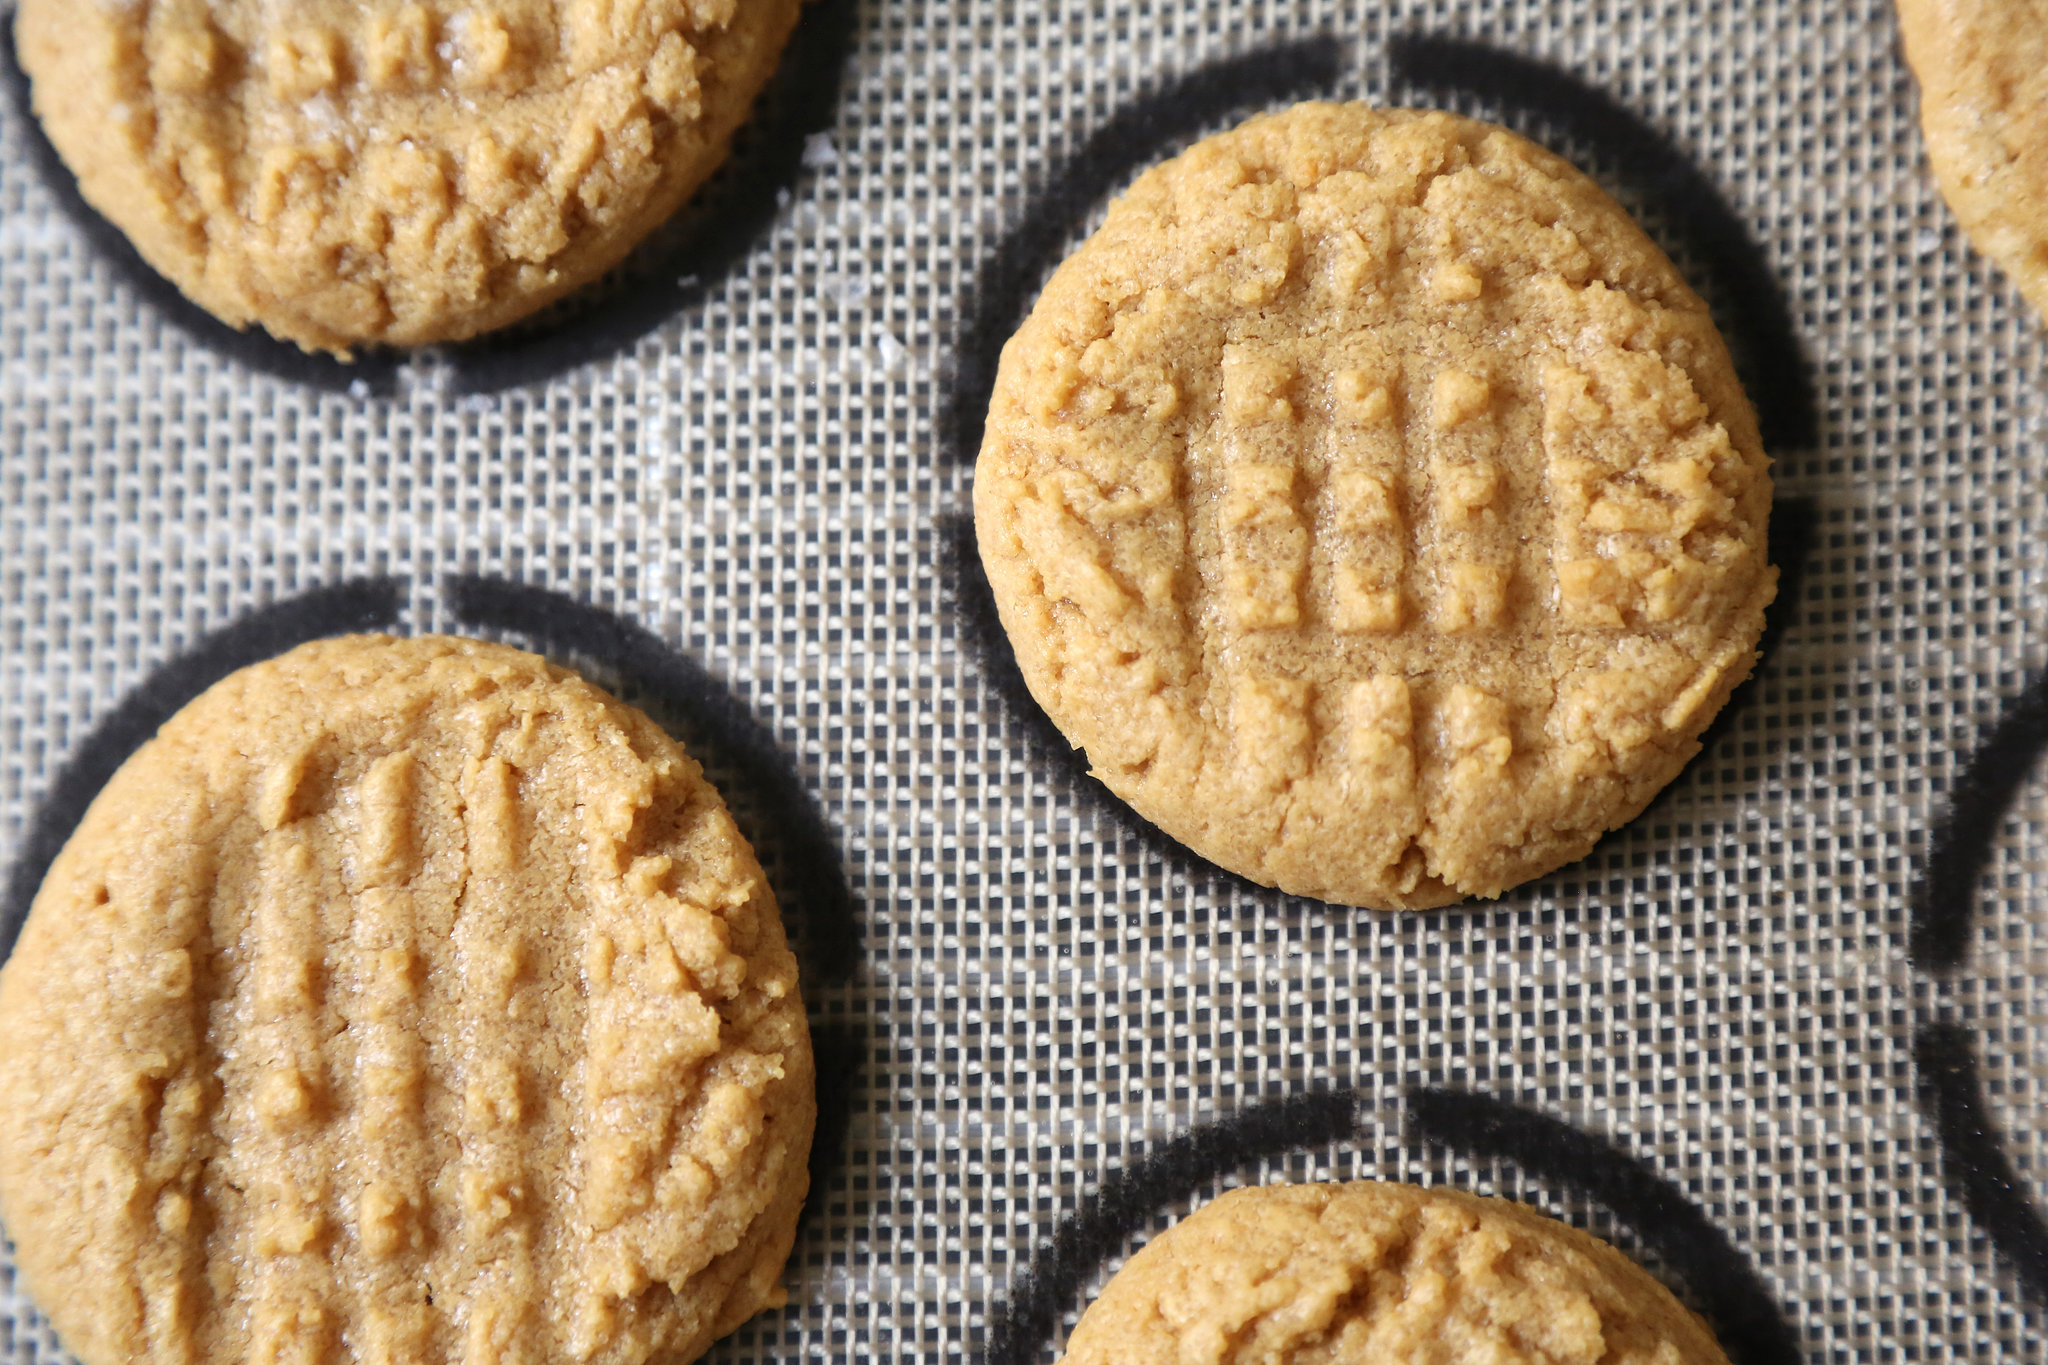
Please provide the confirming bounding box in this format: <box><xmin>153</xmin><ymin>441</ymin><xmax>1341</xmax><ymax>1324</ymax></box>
<box><xmin>0</xmin><ymin>635</ymin><xmax>813</xmax><ymax>1365</ymax></box>
<box><xmin>973</xmin><ymin>102</ymin><xmax>1775</xmax><ymax>910</ymax></box>
<box><xmin>13</xmin><ymin>0</ymin><xmax>802</xmax><ymax>353</ymax></box>
<box><xmin>1898</xmin><ymin>0</ymin><xmax>2048</xmax><ymax>321</ymax></box>
<box><xmin>1059</xmin><ymin>1183</ymin><xmax>1732</xmax><ymax>1365</ymax></box>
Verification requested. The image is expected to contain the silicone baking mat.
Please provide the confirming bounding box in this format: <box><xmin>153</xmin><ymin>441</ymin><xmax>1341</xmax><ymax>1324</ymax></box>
<box><xmin>1</xmin><ymin>0</ymin><xmax>2042</xmax><ymax>1361</ymax></box>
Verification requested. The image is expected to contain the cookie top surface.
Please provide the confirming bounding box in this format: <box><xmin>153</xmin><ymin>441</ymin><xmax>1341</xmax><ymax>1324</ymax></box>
<box><xmin>1899</xmin><ymin>0</ymin><xmax>2048</xmax><ymax>320</ymax></box>
<box><xmin>973</xmin><ymin>102</ymin><xmax>1775</xmax><ymax>910</ymax></box>
<box><xmin>1059</xmin><ymin>1182</ymin><xmax>1731</xmax><ymax>1365</ymax></box>
<box><xmin>0</xmin><ymin>635</ymin><xmax>814</xmax><ymax>1365</ymax></box>
<box><xmin>13</xmin><ymin>0</ymin><xmax>801</xmax><ymax>352</ymax></box>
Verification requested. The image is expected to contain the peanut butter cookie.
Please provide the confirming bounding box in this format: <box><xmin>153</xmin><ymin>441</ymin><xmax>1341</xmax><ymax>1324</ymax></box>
<box><xmin>1059</xmin><ymin>1183</ymin><xmax>1732</xmax><ymax>1365</ymax></box>
<box><xmin>0</xmin><ymin>635</ymin><xmax>814</xmax><ymax>1365</ymax></box>
<box><xmin>13</xmin><ymin>0</ymin><xmax>802</xmax><ymax>353</ymax></box>
<box><xmin>973</xmin><ymin>102</ymin><xmax>1775</xmax><ymax>910</ymax></box>
<box><xmin>1898</xmin><ymin>0</ymin><xmax>2048</xmax><ymax>321</ymax></box>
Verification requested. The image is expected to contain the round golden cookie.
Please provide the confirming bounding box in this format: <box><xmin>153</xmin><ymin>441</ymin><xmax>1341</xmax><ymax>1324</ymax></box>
<box><xmin>12</xmin><ymin>0</ymin><xmax>802</xmax><ymax>353</ymax></box>
<box><xmin>973</xmin><ymin>102</ymin><xmax>1775</xmax><ymax>910</ymax></box>
<box><xmin>1059</xmin><ymin>1183</ymin><xmax>1732</xmax><ymax>1365</ymax></box>
<box><xmin>0</xmin><ymin>636</ymin><xmax>814</xmax><ymax>1365</ymax></box>
<box><xmin>1898</xmin><ymin>0</ymin><xmax>2048</xmax><ymax>320</ymax></box>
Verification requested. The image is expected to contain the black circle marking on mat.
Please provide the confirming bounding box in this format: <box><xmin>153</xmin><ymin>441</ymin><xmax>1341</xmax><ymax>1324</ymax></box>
<box><xmin>936</xmin><ymin>509</ymin><xmax>1277</xmax><ymax>907</ymax></box>
<box><xmin>0</xmin><ymin>576</ymin><xmax>406</xmax><ymax>963</ymax></box>
<box><xmin>938</xmin><ymin>35</ymin><xmax>1347</xmax><ymax>469</ymax></box>
<box><xmin>0</xmin><ymin>26</ymin><xmax>401</xmax><ymax>395</ymax></box>
<box><xmin>1907</xmin><ymin>667</ymin><xmax>2048</xmax><ymax>1308</ymax></box>
<box><xmin>980</xmin><ymin>1090</ymin><xmax>1363</xmax><ymax>1365</ymax></box>
<box><xmin>1910</xmin><ymin>668</ymin><xmax>2048</xmax><ymax>973</ymax></box>
<box><xmin>942</xmin><ymin>37</ymin><xmax>1820</xmax><ymax>916</ymax></box>
<box><xmin>442</xmin><ymin>0</ymin><xmax>858</xmax><ymax>394</ymax></box>
<box><xmin>1914</xmin><ymin>1023</ymin><xmax>2048</xmax><ymax>1304</ymax></box>
<box><xmin>444</xmin><ymin>572</ymin><xmax>861</xmax><ymax>988</ymax></box>
<box><xmin>786</xmin><ymin>1018</ymin><xmax>865</xmax><ymax>1247</ymax></box>
<box><xmin>1388</xmin><ymin>31</ymin><xmax>1818</xmax><ymax>454</ymax></box>
<box><xmin>0</xmin><ymin>0</ymin><xmax>855</xmax><ymax>398</ymax></box>
<box><xmin>1407</xmin><ymin>1086</ymin><xmax>1803</xmax><ymax>1365</ymax></box>
<box><xmin>981</xmin><ymin>1086</ymin><xmax>1795</xmax><ymax>1365</ymax></box>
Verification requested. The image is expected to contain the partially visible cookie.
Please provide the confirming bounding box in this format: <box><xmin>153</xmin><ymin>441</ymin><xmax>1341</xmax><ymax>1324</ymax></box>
<box><xmin>1898</xmin><ymin>0</ymin><xmax>2048</xmax><ymax>320</ymax></box>
<box><xmin>0</xmin><ymin>635</ymin><xmax>814</xmax><ymax>1365</ymax></box>
<box><xmin>973</xmin><ymin>102</ymin><xmax>1775</xmax><ymax>910</ymax></box>
<box><xmin>13</xmin><ymin>0</ymin><xmax>802</xmax><ymax>353</ymax></box>
<box><xmin>1059</xmin><ymin>1183</ymin><xmax>1732</xmax><ymax>1365</ymax></box>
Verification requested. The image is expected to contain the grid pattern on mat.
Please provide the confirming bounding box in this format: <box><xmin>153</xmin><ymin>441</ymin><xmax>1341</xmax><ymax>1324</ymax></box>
<box><xmin>2</xmin><ymin>1</ymin><xmax>2045</xmax><ymax>1362</ymax></box>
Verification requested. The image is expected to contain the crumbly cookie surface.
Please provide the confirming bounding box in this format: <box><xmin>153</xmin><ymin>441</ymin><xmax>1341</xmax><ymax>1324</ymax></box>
<box><xmin>13</xmin><ymin>0</ymin><xmax>801</xmax><ymax>352</ymax></box>
<box><xmin>0</xmin><ymin>635</ymin><xmax>813</xmax><ymax>1365</ymax></box>
<box><xmin>973</xmin><ymin>102</ymin><xmax>1775</xmax><ymax>910</ymax></box>
<box><xmin>1898</xmin><ymin>0</ymin><xmax>2048</xmax><ymax>320</ymax></box>
<box><xmin>1059</xmin><ymin>1183</ymin><xmax>1731</xmax><ymax>1365</ymax></box>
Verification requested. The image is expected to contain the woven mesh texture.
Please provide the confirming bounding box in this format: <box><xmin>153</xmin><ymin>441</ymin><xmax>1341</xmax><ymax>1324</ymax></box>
<box><xmin>1</xmin><ymin>0</ymin><xmax>2044</xmax><ymax>1361</ymax></box>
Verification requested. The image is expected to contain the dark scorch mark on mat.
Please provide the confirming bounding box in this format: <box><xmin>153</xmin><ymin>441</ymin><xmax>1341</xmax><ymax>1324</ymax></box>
<box><xmin>981</xmin><ymin>1090</ymin><xmax>1362</xmax><ymax>1365</ymax></box>
<box><xmin>446</xmin><ymin>573</ymin><xmax>860</xmax><ymax>986</ymax></box>
<box><xmin>0</xmin><ymin>577</ymin><xmax>405</xmax><ymax>962</ymax></box>
<box><xmin>1389</xmin><ymin>32</ymin><xmax>1817</xmax><ymax>453</ymax></box>
<box><xmin>0</xmin><ymin>27</ymin><xmax>400</xmax><ymax>394</ymax></box>
<box><xmin>938</xmin><ymin>36</ymin><xmax>1346</xmax><ymax>468</ymax></box>
<box><xmin>982</xmin><ymin>1086</ymin><xmax>1796</xmax><ymax>1365</ymax></box>
<box><xmin>1408</xmin><ymin>1087</ymin><xmax>1802</xmax><ymax>1365</ymax></box>
<box><xmin>0</xmin><ymin>0</ymin><xmax>855</xmax><ymax>397</ymax></box>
